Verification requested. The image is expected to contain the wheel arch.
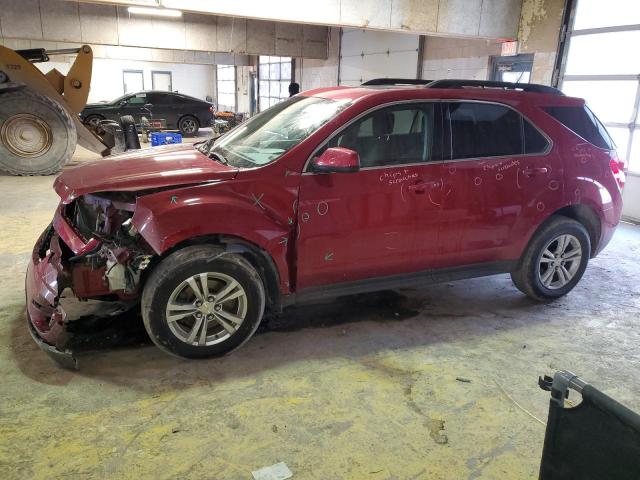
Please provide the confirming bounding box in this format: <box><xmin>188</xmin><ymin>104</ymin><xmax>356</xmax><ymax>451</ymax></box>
<box><xmin>178</xmin><ymin>113</ymin><xmax>200</xmax><ymax>127</ymax></box>
<box><xmin>144</xmin><ymin>233</ymin><xmax>283</xmax><ymax>314</ymax></box>
<box><xmin>551</xmin><ymin>204</ymin><xmax>601</xmax><ymax>258</ymax></box>
<box><xmin>520</xmin><ymin>204</ymin><xmax>601</xmax><ymax>265</ymax></box>
<box><xmin>83</xmin><ymin>112</ymin><xmax>105</xmax><ymax>121</ymax></box>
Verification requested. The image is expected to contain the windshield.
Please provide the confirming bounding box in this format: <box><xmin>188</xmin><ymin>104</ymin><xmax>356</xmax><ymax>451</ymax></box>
<box><xmin>204</xmin><ymin>96</ymin><xmax>351</xmax><ymax>168</ymax></box>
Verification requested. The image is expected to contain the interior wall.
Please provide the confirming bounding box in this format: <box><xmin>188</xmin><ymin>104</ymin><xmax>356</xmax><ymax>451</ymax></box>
<box><xmin>421</xmin><ymin>36</ymin><xmax>501</xmax><ymax>80</ymax></box>
<box><xmin>296</xmin><ymin>28</ymin><xmax>340</xmax><ymax>92</ymax></box>
<box><xmin>36</xmin><ymin>58</ymin><xmax>216</xmax><ymax>103</ymax></box>
<box><xmin>80</xmin><ymin>0</ymin><xmax>524</xmax><ymax>39</ymax></box>
<box><xmin>517</xmin><ymin>0</ymin><xmax>564</xmax><ymax>84</ymax></box>
<box><xmin>0</xmin><ymin>0</ymin><xmax>329</xmax><ymax>59</ymax></box>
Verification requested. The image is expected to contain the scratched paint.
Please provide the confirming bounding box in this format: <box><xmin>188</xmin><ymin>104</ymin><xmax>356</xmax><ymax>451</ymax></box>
<box><xmin>316</xmin><ymin>201</ymin><xmax>329</xmax><ymax>216</ymax></box>
<box><xmin>252</xmin><ymin>193</ymin><xmax>265</xmax><ymax>209</ymax></box>
<box><xmin>379</xmin><ymin>169</ymin><xmax>418</xmax><ymax>186</ymax></box>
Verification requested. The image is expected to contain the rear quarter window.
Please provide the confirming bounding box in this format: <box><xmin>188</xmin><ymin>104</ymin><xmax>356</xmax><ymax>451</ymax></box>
<box><xmin>544</xmin><ymin>105</ymin><xmax>614</xmax><ymax>150</ymax></box>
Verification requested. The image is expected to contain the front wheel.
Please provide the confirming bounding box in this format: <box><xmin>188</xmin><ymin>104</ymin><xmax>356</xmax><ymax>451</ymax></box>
<box><xmin>511</xmin><ymin>216</ymin><xmax>591</xmax><ymax>301</ymax></box>
<box><xmin>141</xmin><ymin>245</ymin><xmax>265</xmax><ymax>359</ymax></box>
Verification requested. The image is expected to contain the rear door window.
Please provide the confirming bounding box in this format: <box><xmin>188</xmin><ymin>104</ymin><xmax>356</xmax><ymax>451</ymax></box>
<box><xmin>447</xmin><ymin>102</ymin><xmax>523</xmax><ymax>159</ymax></box>
<box><xmin>446</xmin><ymin>102</ymin><xmax>548</xmax><ymax>159</ymax></box>
<box><xmin>543</xmin><ymin>105</ymin><xmax>614</xmax><ymax>150</ymax></box>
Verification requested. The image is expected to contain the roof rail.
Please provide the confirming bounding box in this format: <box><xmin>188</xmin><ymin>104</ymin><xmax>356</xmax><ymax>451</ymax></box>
<box><xmin>426</xmin><ymin>79</ymin><xmax>563</xmax><ymax>95</ymax></box>
<box><xmin>362</xmin><ymin>78</ymin><xmax>433</xmax><ymax>86</ymax></box>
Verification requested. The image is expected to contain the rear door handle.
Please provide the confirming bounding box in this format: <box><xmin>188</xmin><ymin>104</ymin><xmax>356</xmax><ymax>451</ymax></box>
<box><xmin>408</xmin><ymin>181</ymin><xmax>439</xmax><ymax>192</ymax></box>
<box><xmin>523</xmin><ymin>167</ymin><xmax>548</xmax><ymax>177</ymax></box>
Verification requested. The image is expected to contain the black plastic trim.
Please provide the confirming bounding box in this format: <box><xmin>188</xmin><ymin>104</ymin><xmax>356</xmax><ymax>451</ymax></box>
<box><xmin>427</xmin><ymin>79</ymin><xmax>563</xmax><ymax>95</ymax></box>
<box><xmin>284</xmin><ymin>260</ymin><xmax>515</xmax><ymax>306</ymax></box>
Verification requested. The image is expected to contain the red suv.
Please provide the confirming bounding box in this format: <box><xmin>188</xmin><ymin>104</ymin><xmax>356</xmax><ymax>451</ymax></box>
<box><xmin>26</xmin><ymin>79</ymin><xmax>625</xmax><ymax>365</ymax></box>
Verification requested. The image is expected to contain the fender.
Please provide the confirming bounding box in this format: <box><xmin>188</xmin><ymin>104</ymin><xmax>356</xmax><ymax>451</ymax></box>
<box><xmin>131</xmin><ymin>180</ymin><xmax>297</xmax><ymax>293</ymax></box>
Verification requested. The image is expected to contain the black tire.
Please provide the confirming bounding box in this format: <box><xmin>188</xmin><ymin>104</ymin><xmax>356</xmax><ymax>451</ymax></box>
<box><xmin>0</xmin><ymin>88</ymin><xmax>77</xmax><ymax>175</ymax></box>
<box><xmin>178</xmin><ymin>115</ymin><xmax>199</xmax><ymax>137</ymax></box>
<box><xmin>141</xmin><ymin>245</ymin><xmax>266</xmax><ymax>359</ymax></box>
<box><xmin>96</xmin><ymin>120</ymin><xmax>126</xmax><ymax>156</ymax></box>
<box><xmin>120</xmin><ymin>115</ymin><xmax>141</xmax><ymax>150</ymax></box>
<box><xmin>83</xmin><ymin>114</ymin><xmax>105</xmax><ymax>129</ymax></box>
<box><xmin>511</xmin><ymin>216</ymin><xmax>591</xmax><ymax>301</ymax></box>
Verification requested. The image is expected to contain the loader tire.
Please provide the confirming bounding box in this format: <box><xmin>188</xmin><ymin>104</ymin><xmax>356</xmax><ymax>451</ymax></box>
<box><xmin>0</xmin><ymin>88</ymin><xmax>77</xmax><ymax>175</ymax></box>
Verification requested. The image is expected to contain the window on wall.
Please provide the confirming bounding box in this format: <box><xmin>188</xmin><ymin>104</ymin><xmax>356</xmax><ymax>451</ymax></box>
<box><xmin>123</xmin><ymin>70</ymin><xmax>144</xmax><ymax>94</ymax></box>
<box><xmin>151</xmin><ymin>71</ymin><xmax>172</xmax><ymax>91</ymax></box>
<box><xmin>560</xmin><ymin>0</ymin><xmax>640</xmax><ymax>172</ymax></box>
<box><xmin>216</xmin><ymin>65</ymin><xmax>236</xmax><ymax>112</ymax></box>
<box><xmin>258</xmin><ymin>56</ymin><xmax>292</xmax><ymax>111</ymax></box>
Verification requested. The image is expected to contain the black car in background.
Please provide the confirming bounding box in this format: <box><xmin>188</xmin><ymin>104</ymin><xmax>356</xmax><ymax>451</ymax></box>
<box><xmin>80</xmin><ymin>91</ymin><xmax>214</xmax><ymax>137</ymax></box>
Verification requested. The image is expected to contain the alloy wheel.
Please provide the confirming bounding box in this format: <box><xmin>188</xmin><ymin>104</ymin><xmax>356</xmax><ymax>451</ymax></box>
<box><xmin>538</xmin><ymin>234</ymin><xmax>582</xmax><ymax>290</ymax></box>
<box><xmin>165</xmin><ymin>272</ymin><xmax>247</xmax><ymax>346</ymax></box>
<box><xmin>181</xmin><ymin>118</ymin><xmax>197</xmax><ymax>134</ymax></box>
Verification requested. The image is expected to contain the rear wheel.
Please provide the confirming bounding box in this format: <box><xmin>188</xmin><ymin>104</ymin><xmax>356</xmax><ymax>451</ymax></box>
<box><xmin>141</xmin><ymin>245</ymin><xmax>265</xmax><ymax>359</ymax></box>
<box><xmin>0</xmin><ymin>88</ymin><xmax>76</xmax><ymax>175</ymax></box>
<box><xmin>178</xmin><ymin>115</ymin><xmax>199</xmax><ymax>137</ymax></box>
<box><xmin>511</xmin><ymin>216</ymin><xmax>591</xmax><ymax>301</ymax></box>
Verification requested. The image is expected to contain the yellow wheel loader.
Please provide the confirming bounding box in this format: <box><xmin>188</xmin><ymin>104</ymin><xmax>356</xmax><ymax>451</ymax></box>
<box><xmin>0</xmin><ymin>45</ymin><xmax>127</xmax><ymax>175</ymax></box>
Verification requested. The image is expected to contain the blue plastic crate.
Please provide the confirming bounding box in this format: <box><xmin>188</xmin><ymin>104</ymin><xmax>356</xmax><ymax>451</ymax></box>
<box><xmin>151</xmin><ymin>132</ymin><xmax>183</xmax><ymax>146</ymax></box>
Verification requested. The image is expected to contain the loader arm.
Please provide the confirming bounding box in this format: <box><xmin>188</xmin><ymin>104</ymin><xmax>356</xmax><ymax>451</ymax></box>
<box><xmin>0</xmin><ymin>44</ymin><xmax>109</xmax><ymax>155</ymax></box>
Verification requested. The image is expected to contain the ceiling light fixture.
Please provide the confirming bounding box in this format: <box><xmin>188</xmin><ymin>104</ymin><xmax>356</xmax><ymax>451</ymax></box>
<box><xmin>127</xmin><ymin>6</ymin><xmax>183</xmax><ymax>18</ymax></box>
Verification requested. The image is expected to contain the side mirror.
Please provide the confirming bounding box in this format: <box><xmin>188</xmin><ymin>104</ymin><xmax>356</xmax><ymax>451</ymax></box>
<box><xmin>311</xmin><ymin>147</ymin><xmax>360</xmax><ymax>173</ymax></box>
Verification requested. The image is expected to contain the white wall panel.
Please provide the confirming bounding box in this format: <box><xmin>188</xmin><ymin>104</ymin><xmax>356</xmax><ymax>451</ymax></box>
<box><xmin>36</xmin><ymin>58</ymin><xmax>215</xmax><ymax>103</ymax></box>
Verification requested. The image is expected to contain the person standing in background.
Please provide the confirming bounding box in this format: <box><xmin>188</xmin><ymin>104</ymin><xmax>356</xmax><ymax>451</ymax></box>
<box><xmin>288</xmin><ymin>82</ymin><xmax>300</xmax><ymax>97</ymax></box>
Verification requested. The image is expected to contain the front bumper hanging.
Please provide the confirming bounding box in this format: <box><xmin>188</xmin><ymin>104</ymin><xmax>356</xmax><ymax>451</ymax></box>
<box><xmin>25</xmin><ymin>224</ymin><xmax>77</xmax><ymax>368</ymax></box>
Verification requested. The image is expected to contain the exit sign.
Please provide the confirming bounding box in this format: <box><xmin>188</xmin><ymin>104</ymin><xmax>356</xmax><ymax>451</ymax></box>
<box><xmin>501</xmin><ymin>41</ymin><xmax>518</xmax><ymax>56</ymax></box>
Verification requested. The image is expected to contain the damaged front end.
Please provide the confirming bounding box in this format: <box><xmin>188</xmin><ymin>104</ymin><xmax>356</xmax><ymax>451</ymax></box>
<box><xmin>25</xmin><ymin>192</ymin><xmax>153</xmax><ymax>368</ymax></box>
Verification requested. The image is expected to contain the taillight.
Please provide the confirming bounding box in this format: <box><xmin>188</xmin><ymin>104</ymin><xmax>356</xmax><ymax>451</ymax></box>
<box><xmin>609</xmin><ymin>151</ymin><xmax>626</xmax><ymax>189</ymax></box>
<box><xmin>209</xmin><ymin>106</ymin><xmax>214</xmax><ymax>114</ymax></box>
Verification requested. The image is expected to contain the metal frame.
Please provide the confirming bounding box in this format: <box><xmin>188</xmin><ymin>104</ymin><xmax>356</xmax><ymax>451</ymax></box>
<box><xmin>151</xmin><ymin>70</ymin><xmax>172</xmax><ymax>91</ymax></box>
<box><xmin>556</xmin><ymin>2</ymin><xmax>640</xmax><ymax>172</ymax></box>
<box><xmin>122</xmin><ymin>69</ymin><xmax>144</xmax><ymax>94</ymax></box>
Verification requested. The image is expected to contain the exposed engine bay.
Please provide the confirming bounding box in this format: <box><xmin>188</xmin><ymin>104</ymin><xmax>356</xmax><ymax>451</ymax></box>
<box><xmin>61</xmin><ymin>193</ymin><xmax>153</xmax><ymax>298</ymax></box>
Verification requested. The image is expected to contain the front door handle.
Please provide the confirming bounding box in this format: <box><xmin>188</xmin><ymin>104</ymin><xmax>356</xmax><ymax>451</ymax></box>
<box><xmin>408</xmin><ymin>181</ymin><xmax>439</xmax><ymax>192</ymax></box>
<box><xmin>523</xmin><ymin>167</ymin><xmax>548</xmax><ymax>177</ymax></box>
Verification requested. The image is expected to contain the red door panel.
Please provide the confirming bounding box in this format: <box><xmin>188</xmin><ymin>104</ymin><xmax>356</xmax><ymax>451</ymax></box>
<box><xmin>438</xmin><ymin>101</ymin><xmax>564</xmax><ymax>266</ymax></box>
<box><xmin>296</xmin><ymin>163</ymin><xmax>443</xmax><ymax>289</ymax></box>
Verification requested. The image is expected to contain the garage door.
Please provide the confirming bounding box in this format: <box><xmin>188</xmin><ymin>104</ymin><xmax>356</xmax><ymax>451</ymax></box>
<box><xmin>558</xmin><ymin>0</ymin><xmax>640</xmax><ymax>173</ymax></box>
<box><xmin>339</xmin><ymin>28</ymin><xmax>420</xmax><ymax>86</ymax></box>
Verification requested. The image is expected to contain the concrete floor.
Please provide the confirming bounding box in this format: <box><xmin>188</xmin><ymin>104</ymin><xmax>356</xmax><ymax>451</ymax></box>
<box><xmin>1</xmin><ymin>143</ymin><xmax>639</xmax><ymax>479</ymax></box>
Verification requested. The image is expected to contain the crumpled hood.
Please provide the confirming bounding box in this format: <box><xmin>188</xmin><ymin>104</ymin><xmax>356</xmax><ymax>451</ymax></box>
<box><xmin>54</xmin><ymin>144</ymin><xmax>238</xmax><ymax>203</ymax></box>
